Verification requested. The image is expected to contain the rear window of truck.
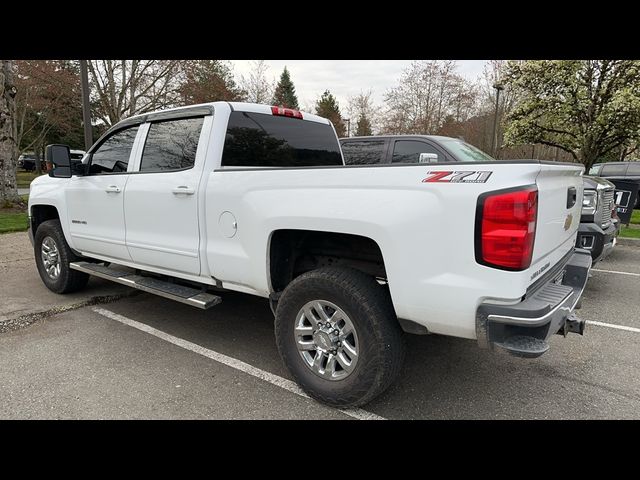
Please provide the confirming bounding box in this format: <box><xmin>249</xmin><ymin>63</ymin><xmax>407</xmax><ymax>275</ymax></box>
<box><xmin>221</xmin><ymin>111</ymin><xmax>343</xmax><ymax>167</ymax></box>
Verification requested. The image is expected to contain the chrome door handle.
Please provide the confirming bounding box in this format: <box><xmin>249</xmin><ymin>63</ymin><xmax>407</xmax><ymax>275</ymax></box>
<box><xmin>105</xmin><ymin>185</ymin><xmax>121</xmax><ymax>193</ymax></box>
<box><xmin>172</xmin><ymin>186</ymin><xmax>195</xmax><ymax>195</ymax></box>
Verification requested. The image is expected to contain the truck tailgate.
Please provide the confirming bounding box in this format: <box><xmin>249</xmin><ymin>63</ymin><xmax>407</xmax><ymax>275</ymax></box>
<box><xmin>532</xmin><ymin>163</ymin><xmax>584</xmax><ymax>265</ymax></box>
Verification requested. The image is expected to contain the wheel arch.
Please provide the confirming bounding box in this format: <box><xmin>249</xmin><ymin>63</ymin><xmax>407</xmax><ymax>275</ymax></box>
<box><xmin>267</xmin><ymin>228</ymin><xmax>388</xmax><ymax>294</ymax></box>
<box><xmin>30</xmin><ymin>204</ymin><xmax>60</xmax><ymax>234</ymax></box>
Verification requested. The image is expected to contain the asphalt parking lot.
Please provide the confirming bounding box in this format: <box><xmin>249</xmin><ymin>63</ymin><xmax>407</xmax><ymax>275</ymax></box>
<box><xmin>1</xmin><ymin>232</ymin><xmax>639</xmax><ymax>419</ymax></box>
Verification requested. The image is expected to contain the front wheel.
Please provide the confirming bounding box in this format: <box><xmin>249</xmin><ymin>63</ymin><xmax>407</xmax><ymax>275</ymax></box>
<box><xmin>275</xmin><ymin>267</ymin><xmax>405</xmax><ymax>408</ymax></box>
<box><xmin>34</xmin><ymin>219</ymin><xmax>89</xmax><ymax>294</ymax></box>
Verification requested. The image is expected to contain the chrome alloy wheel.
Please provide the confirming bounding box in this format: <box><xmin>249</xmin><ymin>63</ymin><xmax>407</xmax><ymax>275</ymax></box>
<box><xmin>41</xmin><ymin>236</ymin><xmax>61</xmax><ymax>280</ymax></box>
<box><xmin>295</xmin><ymin>300</ymin><xmax>359</xmax><ymax>380</ymax></box>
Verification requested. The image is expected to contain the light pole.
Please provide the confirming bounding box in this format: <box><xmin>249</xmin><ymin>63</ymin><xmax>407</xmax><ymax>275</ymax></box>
<box><xmin>491</xmin><ymin>82</ymin><xmax>504</xmax><ymax>158</ymax></box>
<box><xmin>344</xmin><ymin>118</ymin><xmax>350</xmax><ymax>137</ymax></box>
<box><xmin>79</xmin><ymin>60</ymin><xmax>93</xmax><ymax>151</ymax></box>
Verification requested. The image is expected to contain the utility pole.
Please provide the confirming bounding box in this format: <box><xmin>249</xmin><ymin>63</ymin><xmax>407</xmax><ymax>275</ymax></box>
<box><xmin>79</xmin><ymin>60</ymin><xmax>92</xmax><ymax>151</ymax></box>
<box><xmin>344</xmin><ymin>118</ymin><xmax>351</xmax><ymax>137</ymax></box>
<box><xmin>491</xmin><ymin>83</ymin><xmax>504</xmax><ymax>158</ymax></box>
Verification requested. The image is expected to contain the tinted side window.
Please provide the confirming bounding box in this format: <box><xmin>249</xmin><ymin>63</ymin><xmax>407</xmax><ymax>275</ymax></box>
<box><xmin>626</xmin><ymin>163</ymin><xmax>640</xmax><ymax>175</ymax></box>
<box><xmin>341</xmin><ymin>140</ymin><xmax>386</xmax><ymax>165</ymax></box>
<box><xmin>140</xmin><ymin>117</ymin><xmax>204</xmax><ymax>172</ymax></box>
<box><xmin>89</xmin><ymin>126</ymin><xmax>139</xmax><ymax>174</ymax></box>
<box><xmin>392</xmin><ymin>140</ymin><xmax>442</xmax><ymax>164</ymax></box>
<box><xmin>222</xmin><ymin>112</ymin><xmax>342</xmax><ymax>167</ymax></box>
<box><xmin>600</xmin><ymin>163</ymin><xmax>628</xmax><ymax>176</ymax></box>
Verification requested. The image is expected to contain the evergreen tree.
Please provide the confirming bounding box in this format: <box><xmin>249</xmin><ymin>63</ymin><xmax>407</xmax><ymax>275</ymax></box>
<box><xmin>355</xmin><ymin>114</ymin><xmax>373</xmax><ymax>136</ymax></box>
<box><xmin>272</xmin><ymin>67</ymin><xmax>299</xmax><ymax>109</ymax></box>
<box><xmin>315</xmin><ymin>90</ymin><xmax>346</xmax><ymax>137</ymax></box>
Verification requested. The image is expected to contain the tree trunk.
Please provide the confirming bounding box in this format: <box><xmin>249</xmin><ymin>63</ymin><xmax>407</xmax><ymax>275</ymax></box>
<box><xmin>579</xmin><ymin>143</ymin><xmax>598</xmax><ymax>171</ymax></box>
<box><xmin>0</xmin><ymin>60</ymin><xmax>20</xmax><ymax>204</ymax></box>
<box><xmin>34</xmin><ymin>140</ymin><xmax>42</xmax><ymax>175</ymax></box>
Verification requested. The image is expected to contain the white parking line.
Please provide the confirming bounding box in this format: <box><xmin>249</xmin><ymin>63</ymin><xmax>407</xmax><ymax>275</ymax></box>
<box><xmin>592</xmin><ymin>268</ymin><xmax>640</xmax><ymax>278</ymax></box>
<box><xmin>92</xmin><ymin>307</ymin><xmax>385</xmax><ymax>421</ymax></box>
<box><xmin>586</xmin><ymin>320</ymin><xmax>640</xmax><ymax>333</ymax></box>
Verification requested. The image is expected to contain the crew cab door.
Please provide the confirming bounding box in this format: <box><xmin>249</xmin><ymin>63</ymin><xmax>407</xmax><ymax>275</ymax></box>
<box><xmin>123</xmin><ymin>116</ymin><xmax>208</xmax><ymax>276</ymax></box>
<box><xmin>65</xmin><ymin>125</ymin><xmax>142</xmax><ymax>261</ymax></box>
<box><xmin>388</xmin><ymin>138</ymin><xmax>450</xmax><ymax>164</ymax></box>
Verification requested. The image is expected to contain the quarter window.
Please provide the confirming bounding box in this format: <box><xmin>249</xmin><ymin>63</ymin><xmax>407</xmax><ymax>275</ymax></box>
<box><xmin>392</xmin><ymin>140</ymin><xmax>442</xmax><ymax>164</ymax></box>
<box><xmin>140</xmin><ymin>117</ymin><xmax>204</xmax><ymax>172</ymax></box>
<box><xmin>89</xmin><ymin>126</ymin><xmax>139</xmax><ymax>174</ymax></box>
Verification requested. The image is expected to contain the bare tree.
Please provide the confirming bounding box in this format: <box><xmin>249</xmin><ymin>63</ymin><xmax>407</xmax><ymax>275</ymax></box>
<box><xmin>241</xmin><ymin>60</ymin><xmax>274</xmax><ymax>104</ymax></box>
<box><xmin>479</xmin><ymin>60</ymin><xmax>521</xmax><ymax>117</ymax></box>
<box><xmin>87</xmin><ymin>60</ymin><xmax>182</xmax><ymax>126</ymax></box>
<box><xmin>381</xmin><ymin>61</ymin><xmax>478</xmax><ymax>134</ymax></box>
<box><xmin>346</xmin><ymin>90</ymin><xmax>380</xmax><ymax>134</ymax></box>
<box><xmin>1</xmin><ymin>60</ymin><xmax>19</xmax><ymax>204</ymax></box>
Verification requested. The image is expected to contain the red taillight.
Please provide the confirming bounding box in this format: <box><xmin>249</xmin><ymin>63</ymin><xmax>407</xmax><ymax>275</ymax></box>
<box><xmin>271</xmin><ymin>106</ymin><xmax>303</xmax><ymax>119</ymax></box>
<box><xmin>476</xmin><ymin>187</ymin><xmax>538</xmax><ymax>270</ymax></box>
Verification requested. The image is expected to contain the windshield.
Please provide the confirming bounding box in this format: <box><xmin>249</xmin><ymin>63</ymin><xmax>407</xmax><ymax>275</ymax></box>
<box><xmin>438</xmin><ymin>138</ymin><xmax>495</xmax><ymax>162</ymax></box>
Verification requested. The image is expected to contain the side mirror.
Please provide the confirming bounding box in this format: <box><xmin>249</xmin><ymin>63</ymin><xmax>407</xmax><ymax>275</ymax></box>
<box><xmin>45</xmin><ymin>144</ymin><xmax>72</xmax><ymax>178</ymax></box>
<box><xmin>419</xmin><ymin>152</ymin><xmax>439</xmax><ymax>164</ymax></box>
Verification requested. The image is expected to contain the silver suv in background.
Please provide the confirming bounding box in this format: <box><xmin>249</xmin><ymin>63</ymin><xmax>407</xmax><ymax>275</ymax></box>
<box><xmin>577</xmin><ymin>176</ymin><xmax>619</xmax><ymax>265</ymax></box>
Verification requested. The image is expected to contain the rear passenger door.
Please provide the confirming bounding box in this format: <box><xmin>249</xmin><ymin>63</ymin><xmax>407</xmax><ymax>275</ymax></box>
<box><xmin>340</xmin><ymin>139</ymin><xmax>389</xmax><ymax>165</ymax></box>
<box><xmin>124</xmin><ymin>116</ymin><xmax>208</xmax><ymax>276</ymax></box>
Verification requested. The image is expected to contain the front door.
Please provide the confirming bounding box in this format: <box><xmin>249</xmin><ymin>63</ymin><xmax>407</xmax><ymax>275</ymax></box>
<box><xmin>65</xmin><ymin>125</ymin><xmax>141</xmax><ymax>261</ymax></box>
<box><xmin>124</xmin><ymin>117</ymin><xmax>206</xmax><ymax>276</ymax></box>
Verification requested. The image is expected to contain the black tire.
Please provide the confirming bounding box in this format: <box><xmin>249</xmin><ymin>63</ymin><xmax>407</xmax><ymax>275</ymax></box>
<box><xmin>34</xmin><ymin>219</ymin><xmax>89</xmax><ymax>294</ymax></box>
<box><xmin>275</xmin><ymin>267</ymin><xmax>405</xmax><ymax>407</ymax></box>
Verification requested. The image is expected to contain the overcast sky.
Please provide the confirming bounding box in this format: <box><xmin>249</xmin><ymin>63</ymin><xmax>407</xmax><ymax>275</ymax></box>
<box><xmin>231</xmin><ymin>60</ymin><xmax>488</xmax><ymax>111</ymax></box>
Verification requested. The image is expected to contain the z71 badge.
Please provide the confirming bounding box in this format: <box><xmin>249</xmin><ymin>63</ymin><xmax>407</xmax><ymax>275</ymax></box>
<box><xmin>422</xmin><ymin>171</ymin><xmax>493</xmax><ymax>183</ymax></box>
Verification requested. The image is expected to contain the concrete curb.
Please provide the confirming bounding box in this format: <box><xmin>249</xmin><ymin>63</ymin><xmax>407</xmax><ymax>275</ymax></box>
<box><xmin>617</xmin><ymin>236</ymin><xmax>640</xmax><ymax>247</ymax></box>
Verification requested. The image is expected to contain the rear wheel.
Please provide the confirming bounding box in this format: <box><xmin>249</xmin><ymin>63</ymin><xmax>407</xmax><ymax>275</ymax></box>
<box><xmin>34</xmin><ymin>219</ymin><xmax>89</xmax><ymax>294</ymax></box>
<box><xmin>275</xmin><ymin>267</ymin><xmax>405</xmax><ymax>407</ymax></box>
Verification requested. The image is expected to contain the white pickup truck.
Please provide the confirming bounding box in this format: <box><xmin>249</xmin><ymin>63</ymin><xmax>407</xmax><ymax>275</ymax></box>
<box><xmin>28</xmin><ymin>102</ymin><xmax>591</xmax><ymax>407</ymax></box>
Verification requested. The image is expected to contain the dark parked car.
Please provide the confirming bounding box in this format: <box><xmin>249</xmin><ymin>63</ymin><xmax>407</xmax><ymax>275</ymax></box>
<box><xmin>340</xmin><ymin>134</ymin><xmax>494</xmax><ymax>165</ymax></box>
<box><xmin>589</xmin><ymin>161</ymin><xmax>640</xmax><ymax>209</ymax></box>
<box><xmin>340</xmin><ymin>135</ymin><xmax>619</xmax><ymax>265</ymax></box>
<box><xmin>19</xmin><ymin>149</ymin><xmax>85</xmax><ymax>173</ymax></box>
<box><xmin>17</xmin><ymin>153</ymin><xmax>46</xmax><ymax>172</ymax></box>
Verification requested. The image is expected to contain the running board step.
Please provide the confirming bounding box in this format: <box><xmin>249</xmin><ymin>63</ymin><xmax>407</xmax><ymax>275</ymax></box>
<box><xmin>494</xmin><ymin>335</ymin><xmax>549</xmax><ymax>358</ymax></box>
<box><xmin>70</xmin><ymin>261</ymin><xmax>222</xmax><ymax>309</ymax></box>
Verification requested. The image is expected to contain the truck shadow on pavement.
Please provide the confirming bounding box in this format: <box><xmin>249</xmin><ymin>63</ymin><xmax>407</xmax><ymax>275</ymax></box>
<box><xmin>100</xmin><ymin>287</ymin><xmax>640</xmax><ymax>420</ymax></box>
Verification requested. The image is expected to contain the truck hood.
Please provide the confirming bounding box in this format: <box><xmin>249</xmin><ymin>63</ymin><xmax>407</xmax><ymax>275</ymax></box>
<box><xmin>583</xmin><ymin>175</ymin><xmax>614</xmax><ymax>190</ymax></box>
